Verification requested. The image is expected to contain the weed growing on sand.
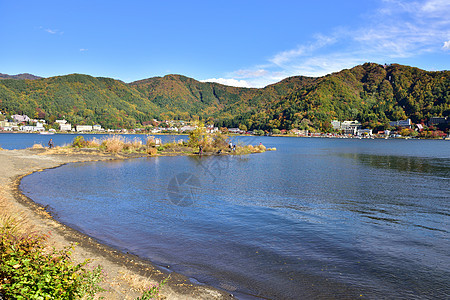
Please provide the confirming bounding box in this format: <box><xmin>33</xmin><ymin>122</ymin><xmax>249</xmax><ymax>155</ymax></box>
<box><xmin>0</xmin><ymin>214</ymin><xmax>105</xmax><ymax>299</ymax></box>
<box><xmin>135</xmin><ymin>276</ymin><xmax>169</xmax><ymax>300</ymax></box>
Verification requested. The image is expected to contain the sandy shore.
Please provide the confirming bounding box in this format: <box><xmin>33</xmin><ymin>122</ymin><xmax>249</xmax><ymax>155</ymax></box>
<box><xmin>0</xmin><ymin>148</ymin><xmax>233</xmax><ymax>299</ymax></box>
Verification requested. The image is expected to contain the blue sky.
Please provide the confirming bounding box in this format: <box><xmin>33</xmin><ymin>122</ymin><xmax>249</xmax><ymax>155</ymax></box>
<box><xmin>1</xmin><ymin>0</ymin><xmax>449</xmax><ymax>87</ymax></box>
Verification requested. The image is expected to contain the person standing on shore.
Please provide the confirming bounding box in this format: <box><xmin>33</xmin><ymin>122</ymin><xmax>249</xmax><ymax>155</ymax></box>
<box><xmin>48</xmin><ymin>139</ymin><xmax>54</xmax><ymax>149</ymax></box>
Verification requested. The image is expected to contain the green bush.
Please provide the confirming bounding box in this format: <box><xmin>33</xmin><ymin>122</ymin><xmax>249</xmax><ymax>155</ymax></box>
<box><xmin>72</xmin><ymin>136</ymin><xmax>88</xmax><ymax>148</ymax></box>
<box><xmin>0</xmin><ymin>215</ymin><xmax>105</xmax><ymax>299</ymax></box>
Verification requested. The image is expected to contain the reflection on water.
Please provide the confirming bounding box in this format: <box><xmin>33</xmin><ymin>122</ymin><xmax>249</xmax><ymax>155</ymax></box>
<box><xmin>341</xmin><ymin>152</ymin><xmax>450</xmax><ymax>177</ymax></box>
<box><xmin>21</xmin><ymin>138</ymin><xmax>450</xmax><ymax>299</ymax></box>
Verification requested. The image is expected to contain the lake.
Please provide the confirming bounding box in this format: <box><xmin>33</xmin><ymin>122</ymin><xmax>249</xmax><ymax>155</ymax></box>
<box><xmin>0</xmin><ymin>132</ymin><xmax>186</xmax><ymax>150</ymax></box>
<box><xmin>18</xmin><ymin>135</ymin><xmax>450</xmax><ymax>299</ymax></box>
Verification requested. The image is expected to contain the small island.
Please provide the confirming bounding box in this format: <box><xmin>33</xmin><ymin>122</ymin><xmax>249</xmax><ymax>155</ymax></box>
<box><xmin>34</xmin><ymin>124</ymin><xmax>275</xmax><ymax>158</ymax></box>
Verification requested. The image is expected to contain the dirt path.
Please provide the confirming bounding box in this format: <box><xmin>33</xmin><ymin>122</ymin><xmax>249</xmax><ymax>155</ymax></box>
<box><xmin>0</xmin><ymin>148</ymin><xmax>233</xmax><ymax>300</ymax></box>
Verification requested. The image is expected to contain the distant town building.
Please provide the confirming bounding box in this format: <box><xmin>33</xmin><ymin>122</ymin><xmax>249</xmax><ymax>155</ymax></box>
<box><xmin>20</xmin><ymin>125</ymin><xmax>44</xmax><ymax>132</ymax></box>
<box><xmin>76</xmin><ymin>125</ymin><xmax>93</xmax><ymax>132</ymax></box>
<box><xmin>206</xmin><ymin>125</ymin><xmax>218</xmax><ymax>133</ymax></box>
<box><xmin>290</xmin><ymin>129</ymin><xmax>309</xmax><ymax>136</ymax></box>
<box><xmin>59</xmin><ymin>123</ymin><xmax>72</xmax><ymax>131</ymax></box>
<box><xmin>357</xmin><ymin>129</ymin><xmax>373</xmax><ymax>136</ymax></box>
<box><xmin>55</xmin><ymin>119</ymin><xmax>68</xmax><ymax>125</ymax></box>
<box><xmin>428</xmin><ymin>116</ymin><xmax>448</xmax><ymax>126</ymax></box>
<box><xmin>389</xmin><ymin>119</ymin><xmax>412</xmax><ymax>128</ymax></box>
<box><xmin>331</xmin><ymin>120</ymin><xmax>361</xmax><ymax>134</ymax></box>
<box><xmin>93</xmin><ymin>124</ymin><xmax>103</xmax><ymax>131</ymax></box>
<box><xmin>11</xmin><ymin>114</ymin><xmax>30</xmax><ymax>123</ymax></box>
<box><xmin>228</xmin><ymin>128</ymin><xmax>243</xmax><ymax>134</ymax></box>
<box><xmin>0</xmin><ymin>120</ymin><xmax>9</xmax><ymax>128</ymax></box>
<box><xmin>180</xmin><ymin>125</ymin><xmax>196</xmax><ymax>132</ymax></box>
<box><xmin>340</xmin><ymin>120</ymin><xmax>362</xmax><ymax>130</ymax></box>
<box><xmin>331</xmin><ymin>120</ymin><xmax>341</xmax><ymax>130</ymax></box>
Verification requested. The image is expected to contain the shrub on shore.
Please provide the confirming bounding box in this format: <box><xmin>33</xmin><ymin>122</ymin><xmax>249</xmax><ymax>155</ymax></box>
<box><xmin>72</xmin><ymin>136</ymin><xmax>88</xmax><ymax>148</ymax></box>
<box><xmin>0</xmin><ymin>214</ymin><xmax>104</xmax><ymax>299</ymax></box>
<box><xmin>101</xmin><ymin>136</ymin><xmax>125</xmax><ymax>153</ymax></box>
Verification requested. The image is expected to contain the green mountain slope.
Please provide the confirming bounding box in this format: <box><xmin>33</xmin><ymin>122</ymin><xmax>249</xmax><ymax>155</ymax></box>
<box><xmin>0</xmin><ymin>74</ymin><xmax>161</xmax><ymax>128</ymax></box>
<box><xmin>0</xmin><ymin>63</ymin><xmax>448</xmax><ymax>131</ymax></box>
<box><xmin>221</xmin><ymin>63</ymin><xmax>449</xmax><ymax>131</ymax></box>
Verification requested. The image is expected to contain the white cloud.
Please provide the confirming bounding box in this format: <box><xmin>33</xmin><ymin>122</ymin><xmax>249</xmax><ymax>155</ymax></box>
<box><xmin>80</xmin><ymin>48</ymin><xmax>88</xmax><ymax>52</ymax></box>
<box><xmin>421</xmin><ymin>0</ymin><xmax>450</xmax><ymax>14</ymax></box>
<box><xmin>201</xmin><ymin>78</ymin><xmax>251</xmax><ymax>88</ymax></box>
<box><xmin>40</xmin><ymin>27</ymin><xmax>63</xmax><ymax>35</ymax></box>
<box><xmin>443</xmin><ymin>41</ymin><xmax>450</xmax><ymax>50</ymax></box>
<box><xmin>220</xmin><ymin>0</ymin><xmax>450</xmax><ymax>88</ymax></box>
<box><xmin>269</xmin><ymin>35</ymin><xmax>336</xmax><ymax>66</ymax></box>
<box><xmin>233</xmin><ymin>69</ymin><xmax>268</xmax><ymax>78</ymax></box>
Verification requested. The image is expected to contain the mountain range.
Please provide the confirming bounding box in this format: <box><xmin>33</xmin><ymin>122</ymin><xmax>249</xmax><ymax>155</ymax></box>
<box><xmin>0</xmin><ymin>63</ymin><xmax>448</xmax><ymax>131</ymax></box>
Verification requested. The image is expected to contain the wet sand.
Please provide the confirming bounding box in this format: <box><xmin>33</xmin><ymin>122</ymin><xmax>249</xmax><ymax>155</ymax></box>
<box><xmin>0</xmin><ymin>148</ymin><xmax>233</xmax><ymax>299</ymax></box>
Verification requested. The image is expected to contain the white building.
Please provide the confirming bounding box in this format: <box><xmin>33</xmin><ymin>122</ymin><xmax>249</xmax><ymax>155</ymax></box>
<box><xmin>389</xmin><ymin>119</ymin><xmax>412</xmax><ymax>129</ymax></box>
<box><xmin>76</xmin><ymin>125</ymin><xmax>93</xmax><ymax>132</ymax></box>
<box><xmin>59</xmin><ymin>123</ymin><xmax>72</xmax><ymax>131</ymax></box>
<box><xmin>357</xmin><ymin>129</ymin><xmax>373</xmax><ymax>136</ymax></box>
<box><xmin>93</xmin><ymin>124</ymin><xmax>103</xmax><ymax>131</ymax></box>
<box><xmin>11</xmin><ymin>114</ymin><xmax>30</xmax><ymax>123</ymax></box>
<box><xmin>331</xmin><ymin>120</ymin><xmax>341</xmax><ymax>130</ymax></box>
<box><xmin>180</xmin><ymin>125</ymin><xmax>196</xmax><ymax>132</ymax></box>
<box><xmin>21</xmin><ymin>125</ymin><xmax>44</xmax><ymax>132</ymax></box>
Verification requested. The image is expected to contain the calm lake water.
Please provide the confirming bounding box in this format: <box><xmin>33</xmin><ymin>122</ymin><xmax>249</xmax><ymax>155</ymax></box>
<box><xmin>0</xmin><ymin>132</ymin><xmax>186</xmax><ymax>150</ymax></box>
<box><xmin>19</xmin><ymin>136</ymin><xmax>450</xmax><ymax>299</ymax></box>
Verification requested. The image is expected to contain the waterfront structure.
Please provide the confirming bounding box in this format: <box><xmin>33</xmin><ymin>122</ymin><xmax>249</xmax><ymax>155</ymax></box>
<box><xmin>11</xmin><ymin>114</ymin><xmax>30</xmax><ymax>123</ymax></box>
<box><xmin>428</xmin><ymin>116</ymin><xmax>448</xmax><ymax>126</ymax></box>
<box><xmin>59</xmin><ymin>123</ymin><xmax>72</xmax><ymax>131</ymax></box>
<box><xmin>228</xmin><ymin>128</ymin><xmax>244</xmax><ymax>134</ymax></box>
<box><xmin>357</xmin><ymin>129</ymin><xmax>373</xmax><ymax>136</ymax></box>
<box><xmin>389</xmin><ymin>119</ymin><xmax>412</xmax><ymax>128</ymax></box>
<box><xmin>20</xmin><ymin>124</ymin><xmax>45</xmax><ymax>132</ymax></box>
<box><xmin>180</xmin><ymin>125</ymin><xmax>196</xmax><ymax>132</ymax></box>
<box><xmin>76</xmin><ymin>125</ymin><xmax>93</xmax><ymax>132</ymax></box>
<box><xmin>93</xmin><ymin>124</ymin><xmax>103</xmax><ymax>131</ymax></box>
<box><xmin>331</xmin><ymin>120</ymin><xmax>341</xmax><ymax>130</ymax></box>
<box><xmin>331</xmin><ymin>120</ymin><xmax>362</xmax><ymax>134</ymax></box>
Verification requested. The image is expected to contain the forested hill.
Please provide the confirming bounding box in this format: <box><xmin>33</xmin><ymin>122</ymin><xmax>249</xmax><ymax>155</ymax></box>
<box><xmin>0</xmin><ymin>73</ymin><xmax>42</xmax><ymax>80</ymax></box>
<box><xmin>0</xmin><ymin>63</ymin><xmax>448</xmax><ymax>131</ymax></box>
<box><xmin>225</xmin><ymin>63</ymin><xmax>450</xmax><ymax>131</ymax></box>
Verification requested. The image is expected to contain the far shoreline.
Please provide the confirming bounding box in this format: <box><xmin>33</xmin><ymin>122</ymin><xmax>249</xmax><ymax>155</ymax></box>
<box><xmin>1</xmin><ymin>131</ymin><xmax>447</xmax><ymax>140</ymax></box>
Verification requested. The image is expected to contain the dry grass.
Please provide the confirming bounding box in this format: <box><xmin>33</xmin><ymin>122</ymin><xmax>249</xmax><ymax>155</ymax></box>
<box><xmin>31</xmin><ymin>143</ymin><xmax>45</xmax><ymax>149</ymax></box>
<box><xmin>123</xmin><ymin>138</ymin><xmax>143</xmax><ymax>152</ymax></box>
<box><xmin>147</xmin><ymin>147</ymin><xmax>157</xmax><ymax>156</ymax></box>
<box><xmin>86</xmin><ymin>138</ymin><xmax>101</xmax><ymax>148</ymax></box>
<box><xmin>233</xmin><ymin>144</ymin><xmax>268</xmax><ymax>155</ymax></box>
<box><xmin>146</xmin><ymin>136</ymin><xmax>156</xmax><ymax>147</ymax></box>
<box><xmin>0</xmin><ymin>211</ymin><xmax>34</xmax><ymax>240</ymax></box>
<box><xmin>101</xmin><ymin>136</ymin><xmax>125</xmax><ymax>153</ymax></box>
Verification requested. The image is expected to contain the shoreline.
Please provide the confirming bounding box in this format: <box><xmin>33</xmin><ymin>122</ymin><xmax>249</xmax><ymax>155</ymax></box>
<box><xmin>0</xmin><ymin>148</ymin><xmax>233</xmax><ymax>299</ymax></box>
